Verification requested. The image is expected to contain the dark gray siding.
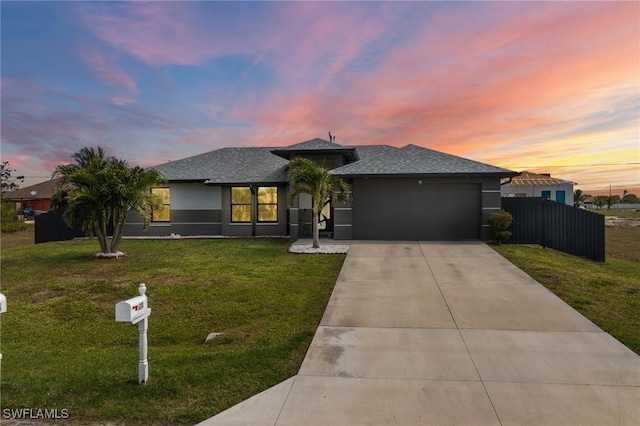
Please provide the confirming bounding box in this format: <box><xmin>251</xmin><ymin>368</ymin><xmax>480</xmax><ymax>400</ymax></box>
<box><xmin>125</xmin><ymin>210</ymin><xmax>222</xmax><ymax>236</ymax></box>
<box><xmin>351</xmin><ymin>178</ymin><xmax>482</xmax><ymax>240</ymax></box>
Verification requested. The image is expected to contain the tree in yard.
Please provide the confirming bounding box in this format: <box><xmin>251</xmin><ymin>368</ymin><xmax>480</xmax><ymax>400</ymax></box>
<box><xmin>621</xmin><ymin>192</ymin><xmax>639</xmax><ymax>204</ymax></box>
<box><xmin>0</xmin><ymin>161</ymin><xmax>24</xmax><ymax>193</ymax></box>
<box><xmin>52</xmin><ymin>147</ymin><xmax>166</xmax><ymax>257</ymax></box>
<box><xmin>288</xmin><ymin>157</ymin><xmax>349</xmax><ymax>248</ymax></box>
<box><xmin>605</xmin><ymin>195</ymin><xmax>620</xmax><ymax>210</ymax></box>
<box><xmin>592</xmin><ymin>195</ymin><xmax>607</xmax><ymax>210</ymax></box>
<box><xmin>573</xmin><ymin>189</ymin><xmax>587</xmax><ymax>207</ymax></box>
<box><xmin>0</xmin><ymin>161</ymin><xmax>27</xmax><ymax>232</ymax></box>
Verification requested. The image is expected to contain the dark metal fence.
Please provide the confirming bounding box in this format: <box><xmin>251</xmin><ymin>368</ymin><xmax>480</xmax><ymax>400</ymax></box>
<box><xmin>34</xmin><ymin>205</ymin><xmax>83</xmax><ymax>244</ymax></box>
<box><xmin>34</xmin><ymin>206</ymin><xmax>113</xmax><ymax>244</ymax></box>
<box><xmin>501</xmin><ymin>197</ymin><xmax>605</xmax><ymax>262</ymax></box>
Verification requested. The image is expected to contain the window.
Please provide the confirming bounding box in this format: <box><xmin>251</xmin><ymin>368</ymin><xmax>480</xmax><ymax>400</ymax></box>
<box><xmin>541</xmin><ymin>190</ymin><xmax>551</xmax><ymax>200</ymax></box>
<box><xmin>257</xmin><ymin>186</ymin><xmax>278</xmax><ymax>222</ymax></box>
<box><xmin>231</xmin><ymin>187</ymin><xmax>252</xmax><ymax>222</ymax></box>
<box><xmin>556</xmin><ymin>190</ymin><xmax>566</xmax><ymax>203</ymax></box>
<box><xmin>152</xmin><ymin>187</ymin><xmax>170</xmax><ymax>222</ymax></box>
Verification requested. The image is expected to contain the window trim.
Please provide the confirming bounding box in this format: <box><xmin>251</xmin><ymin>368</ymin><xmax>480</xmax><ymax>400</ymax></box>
<box><xmin>231</xmin><ymin>187</ymin><xmax>252</xmax><ymax>223</ymax></box>
<box><xmin>257</xmin><ymin>186</ymin><xmax>278</xmax><ymax>223</ymax></box>
<box><xmin>151</xmin><ymin>187</ymin><xmax>171</xmax><ymax>222</ymax></box>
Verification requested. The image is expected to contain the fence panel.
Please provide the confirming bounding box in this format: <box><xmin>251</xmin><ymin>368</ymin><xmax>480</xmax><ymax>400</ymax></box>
<box><xmin>501</xmin><ymin>197</ymin><xmax>605</xmax><ymax>261</ymax></box>
<box><xmin>34</xmin><ymin>205</ymin><xmax>84</xmax><ymax>244</ymax></box>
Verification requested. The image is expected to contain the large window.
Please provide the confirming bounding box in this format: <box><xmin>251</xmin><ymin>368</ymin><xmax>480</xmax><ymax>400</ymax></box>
<box><xmin>257</xmin><ymin>187</ymin><xmax>278</xmax><ymax>222</ymax></box>
<box><xmin>231</xmin><ymin>187</ymin><xmax>252</xmax><ymax>222</ymax></box>
<box><xmin>152</xmin><ymin>187</ymin><xmax>170</xmax><ymax>222</ymax></box>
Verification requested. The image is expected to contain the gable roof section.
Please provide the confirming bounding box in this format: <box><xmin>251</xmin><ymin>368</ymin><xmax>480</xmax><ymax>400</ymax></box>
<box><xmin>507</xmin><ymin>171</ymin><xmax>575</xmax><ymax>186</ymax></box>
<box><xmin>271</xmin><ymin>138</ymin><xmax>359</xmax><ymax>162</ymax></box>
<box><xmin>4</xmin><ymin>177</ymin><xmax>61</xmax><ymax>199</ymax></box>
<box><xmin>331</xmin><ymin>144</ymin><xmax>517</xmax><ymax>177</ymax></box>
<box><xmin>153</xmin><ymin>147</ymin><xmax>289</xmax><ymax>184</ymax></box>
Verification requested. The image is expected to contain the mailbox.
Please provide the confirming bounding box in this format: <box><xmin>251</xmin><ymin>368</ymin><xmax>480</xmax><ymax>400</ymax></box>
<box><xmin>115</xmin><ymin>295</ymin><xmax>149</xmax><ymax>324</ymax></box>
<box><xmin>115</xmin><ymin>283</ymin><xmax>150</xmax><ymax>384</ymax></box>
<box><xmin>0</xmin><ymin>293</ymin><xmax>6</xmax><ymax>314</ymax></box>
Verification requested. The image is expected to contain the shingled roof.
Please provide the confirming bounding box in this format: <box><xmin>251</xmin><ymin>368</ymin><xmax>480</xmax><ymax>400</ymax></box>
<box><xmin>331</xmin><ymin>144</ymin><xmax>516</xmax><ymax>177</ymax></box>
<box><xmin>506</xmin><ymin>171</ymin><xmax>575</xmax><ymax>186</ymax></box>
<box><xmin>271</xmin><ymin>138</ymin><xmax>359</xmax><ymax>161</ymax></box>
<box><xmin>3</xmin><ymin>178</ymin><xmax>61</xmax><ymax>199</ymax></box>
<box><xmin>153</xmin><ymin>147</ymin><xmax>290</xmax><ymax>184</ymax></box>
<box><xmin>152</xmin><ymin>140</ymin><xmax>517</xmax><ymax>183</ymax></box>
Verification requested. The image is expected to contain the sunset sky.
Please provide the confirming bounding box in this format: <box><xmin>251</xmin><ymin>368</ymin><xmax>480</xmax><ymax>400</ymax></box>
<box><xmin>1</xmin><ymin>1</ymin><xmax>638</xmax><ymax>195</ymax></box>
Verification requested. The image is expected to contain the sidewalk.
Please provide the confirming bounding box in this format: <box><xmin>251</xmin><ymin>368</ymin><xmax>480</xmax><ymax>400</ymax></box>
<box><xmin>199</xmin><ymin>241</ymin><xmax>640</xmax><ymax>425</ymax></box>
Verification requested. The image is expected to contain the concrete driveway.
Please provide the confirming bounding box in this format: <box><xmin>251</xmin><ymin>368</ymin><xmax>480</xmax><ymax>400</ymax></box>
<box><xmin>199</xmin><ymin>241</ymin><xmax>640</xmax><ymax>425</ymax></box>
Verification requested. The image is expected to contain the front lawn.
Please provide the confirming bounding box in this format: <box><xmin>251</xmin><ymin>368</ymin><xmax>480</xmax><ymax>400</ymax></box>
<box><xmin>0</xmin><ymin>235</ymin><xmax>345</xmax><ymax>424</ymax></box>
<box><xmin>493</xmin><ymin>230</ymin><xmax>640</xmax><ymax>355</ymax></box>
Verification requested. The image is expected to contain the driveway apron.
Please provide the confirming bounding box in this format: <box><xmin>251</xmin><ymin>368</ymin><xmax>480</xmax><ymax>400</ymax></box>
<box><xmin>199</xmin><ymin>241</ymin><xmax>640</xmax><ymax>425</ymax></box>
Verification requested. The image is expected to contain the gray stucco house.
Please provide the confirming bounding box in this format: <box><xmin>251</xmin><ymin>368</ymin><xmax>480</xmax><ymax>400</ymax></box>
<box><xmin>125</xmin><ymin>138</ymin><xmax>517</xmax><ymax>241</ymax></box>
<box><xmin>501</xmin><ymin>171</ymin><xmax>575</xmax><ymax>206</ymax></box>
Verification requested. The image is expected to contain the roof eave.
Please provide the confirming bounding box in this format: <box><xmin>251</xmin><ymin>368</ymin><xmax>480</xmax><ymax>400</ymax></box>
<box><xmin>331</xmin><ymin>171</ymin><xmax>520</xmax><ymax>178</ymax></box>
<box><xmin>271</xmin><ymin>148</ymin><xmax>359</xmax><ymax>162</ymax></box>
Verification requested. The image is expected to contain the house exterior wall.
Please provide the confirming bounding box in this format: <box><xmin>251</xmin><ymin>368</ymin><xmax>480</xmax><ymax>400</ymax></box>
<box><xmin>126</xmin><ymin>182</ymin><xmax>289</xmax><ymax>237</ymax></box>
<box><xmin>123</xmin><ymin>175</ymin><xmax>503</xmax><ymax>241</ymax></box>
<box><xmin>125</xmin><ymin>183</ymin><xmax>222</xmax><ymax>236</ymax></box>
<box><xmin>17</xmin><ymin>198</ymin><xmax>50</xmax><ymax>213</ymax></box>
<box><xmin>220</xmin><ymin>184</ymin><xmax>288</xmax><ymax>237</ymax></box>
<box><xmin>501</xmin><ymin>183</ymin><xmax>574</xmax><ymax>205</ymax></box>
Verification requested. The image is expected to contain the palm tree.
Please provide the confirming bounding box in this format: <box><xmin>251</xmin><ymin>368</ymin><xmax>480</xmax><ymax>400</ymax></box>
<box><xmin>288</xmin><ymin>157</ymin><xmax>349</xmax><ymax>248</ymax></box>
<box><xmin>52</xmin><ymin>147</ymin><xmax>165</xmax><ymax>257</ymax></box>
<box><xmin>574</xmin><ymin>189</ymin><xmax>586</xmax><ymax>207</ymax></box>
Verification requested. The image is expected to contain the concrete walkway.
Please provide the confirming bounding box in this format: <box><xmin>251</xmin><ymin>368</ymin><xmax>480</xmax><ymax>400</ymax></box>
<box><xmin>198</xmin><ymin>241</ymin><xmax>640</xmax><ymax>425</ymax></box>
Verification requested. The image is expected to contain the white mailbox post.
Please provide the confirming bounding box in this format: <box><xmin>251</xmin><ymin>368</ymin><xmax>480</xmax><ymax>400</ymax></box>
<box><xmin>0</xmin><ymin>293</ymin><xmax>6</xmax><ymax>368</ymax></box>
<box><xmin>115</xmin><ymin>283</ymin><xmax>151</xmax><ymax>384</ymax></box>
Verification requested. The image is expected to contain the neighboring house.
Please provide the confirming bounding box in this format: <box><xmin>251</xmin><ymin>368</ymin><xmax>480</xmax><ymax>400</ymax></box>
<box><xmin>501</xmin><ymin>171</ymin><xmax>575</xmax><ymax>206</ymax></box>
<box><xmin>3</xmin><ymin>178</ymin><xmax>60</xmax><ymax>214</ymax></box>
<box><xmin>125</xmin><ymin>138</ymin><xmax>517</xmax><ymax>241</ymax></box>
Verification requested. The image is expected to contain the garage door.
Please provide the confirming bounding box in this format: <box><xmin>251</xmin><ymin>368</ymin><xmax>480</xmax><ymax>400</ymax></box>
<box><xmin>352</xmin><ymin>180</ymin><xmax>481</xmax><ymax>240</ymax></box>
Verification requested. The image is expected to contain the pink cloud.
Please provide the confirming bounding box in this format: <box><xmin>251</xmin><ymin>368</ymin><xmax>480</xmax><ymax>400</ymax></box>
<box><xmin>79</xmin><ymin>46</ymin><xmax>138</xmax><ymax>94</ymax></box>
<box><xmin>78</xmin><ymin>2</ymin><xmax>255</xmax><ymax>66</ymax></box>
<box><xmin>213</xmin><ymin>1</ymin><xmax>638</xmax><ymax>191</ymax></box>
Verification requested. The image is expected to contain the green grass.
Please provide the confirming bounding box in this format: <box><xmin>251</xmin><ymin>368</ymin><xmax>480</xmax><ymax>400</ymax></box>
<box><xmin>493</xmin><ymin>230</ymin><xmax>640</xmax><ymax>355</ymax></box>
<box><xmin>606</xmin><ymin>227</ymin><xmax>640</xmax><ymax>263</ymax></box>
<box><xmin>0</xmin><ymin>232</ymin><xmax>345</xmax><ymax>424</ymax></box>
<box><xmin>0</xmin><ymin>222</ymin><xmax>34</xmax><ymax>248</ymax></box>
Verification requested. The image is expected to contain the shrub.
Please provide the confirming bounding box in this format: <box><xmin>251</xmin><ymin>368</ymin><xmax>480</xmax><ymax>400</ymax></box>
<box><xmin>488</xmin><ymin>210</ymin><xmax>513</xmax><ymax>244</ymax></box>
<box><xmin>1</xmin><ymin>197</ymin><xmax>29</xmax><ymax>233</ymax></box>
<box><xmin>2</xmin><ymin>221</ymin><xmax>29</xmax><ymax>233</ymax></box>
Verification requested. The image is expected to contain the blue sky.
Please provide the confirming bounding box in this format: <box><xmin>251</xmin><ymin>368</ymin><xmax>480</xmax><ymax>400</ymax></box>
<box><xmin>1</xmin><ymin>1</ymin><xmax>638</xmax><ymax>194</ymax></box>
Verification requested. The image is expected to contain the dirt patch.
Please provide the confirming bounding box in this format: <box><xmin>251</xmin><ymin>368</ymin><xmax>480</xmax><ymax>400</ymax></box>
<box><xmin>31</xmin><ymin>289</ymin><xmax>64</xmax><ymax>303</ymax></box>
<box><xmin>604</xmin><ymin>216</ymin><xmax>640</xmax><ymax>227</ymax></box>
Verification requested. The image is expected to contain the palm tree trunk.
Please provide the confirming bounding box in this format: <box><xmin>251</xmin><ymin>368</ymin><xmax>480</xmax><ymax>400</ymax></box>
<box><xmin>312</xmin><ymin>207</ymin><xmax>320</xmax><ymax>248</ymax></box>
<box><xmin>94</xmin><ymin>223</ymin><xmax>109</xmax><ymax>254</ymax></box>
<box><xmin>110</xmin><ymin>213</ymin><xmax>127</xmax><ymax>253</ymax></box>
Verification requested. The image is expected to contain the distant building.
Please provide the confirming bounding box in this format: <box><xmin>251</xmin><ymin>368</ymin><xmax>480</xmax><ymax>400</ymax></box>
<box><xmin>501</xmin><ymin>171</ymin><xmax>575</xmax><ymax>206</ymax></box>
<box><xmin>3</xmin><ymin>178</ymin><xmax>60</xmax><ymax>214</ymax></box>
